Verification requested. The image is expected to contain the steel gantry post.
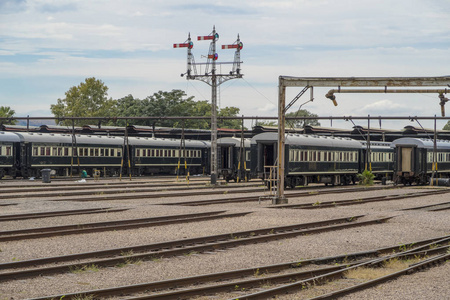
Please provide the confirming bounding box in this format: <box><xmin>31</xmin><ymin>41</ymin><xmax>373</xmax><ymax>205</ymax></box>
<box><xmin>276</xmin><ymin>76</ymin><xmax>450</xmax><ymax>203</ymax></box>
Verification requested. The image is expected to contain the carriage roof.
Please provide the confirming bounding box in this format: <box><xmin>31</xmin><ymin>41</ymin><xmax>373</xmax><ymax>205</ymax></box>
<box><xmin>127</xmin><ymin>136</ymin><xmax>210</xmax><ymax>148</ymax></box>
<box><xmin>13</xmin><ymin>132</ymin><xmax>124</xmax><ymax>146</ymax></box>
<box><xmin>0</xmin><ymin>132</ymin><xmax>21</xmax><ymax>143</ymax></box>
<box><xmin>390</xmin><ymin>137</ymin><xmax>450</xmax><ymax>150</ymax></box>
<box><xmin>251</xmin><ymin>132</ymin><xmax>363</xmax><ymax>149</ymax></box>
<box><xmin>217</xmin><ymin>137</ymin><xmax>250</xmax><ymax>148</ymax></box>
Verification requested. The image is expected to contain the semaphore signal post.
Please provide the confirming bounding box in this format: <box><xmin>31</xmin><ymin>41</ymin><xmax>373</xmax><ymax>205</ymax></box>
<box><xmin>174</xmin><ymin>26</ymin><xmax>243</xmax><ymax>184</ymax></box>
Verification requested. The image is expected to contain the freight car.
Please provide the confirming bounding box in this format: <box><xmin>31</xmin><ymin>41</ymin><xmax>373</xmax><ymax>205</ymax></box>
<box><xmin>391</xmin><ymin>137</ymin><xmax>450</xmax><ymax>185</ymax></box>
<box><xmin>251</xmin><ymin>132</ymin><xmax>363</xmax><ymax>188</ymax></box>
<box><xmin>217</xmin><ymin>137</ymin><xmax>251</xmax><ymax>182</ymax></box>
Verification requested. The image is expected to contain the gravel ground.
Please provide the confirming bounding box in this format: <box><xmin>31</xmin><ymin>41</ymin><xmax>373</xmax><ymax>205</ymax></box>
<box><xmin>0</xmin><ymin>178</ymin><xmax>449</xmax><ymax>299</ymax></box>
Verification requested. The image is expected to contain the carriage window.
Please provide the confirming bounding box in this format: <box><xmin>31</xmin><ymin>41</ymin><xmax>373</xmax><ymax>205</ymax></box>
<box><xmin>89</xmin><ymin>148</ymin><xmax>94</xmax><ymax>156</ymax></box>
<box><xmin>136</xmin><ymin>149</ymin><xmax>140</xmax><ymax>157</ymax></box>
<box><xmin>100</xmin><ymin>149</ymin><xmax>104</xmax><ymax>157</ymax></box>
<box><xmin>94</xmin><ymin>148</ymin><xmax>99</xmax><ymax>156</ymax></box>
<box><xmin>6</xmin><ymin>146</ymin><xmax>11</xmax><ymax>156</ymax></box>
<box><xmin>105</xmin><ymin>149</ymin><xmax>109</xmax><ymax>157</ymax></box>
<box><xmin>33</xmin><ymin>147</ymin><xmax>38</xmax><ymax>156</ymax></box>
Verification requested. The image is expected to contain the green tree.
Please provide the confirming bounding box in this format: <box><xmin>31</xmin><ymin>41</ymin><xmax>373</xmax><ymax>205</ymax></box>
<box><xmin>142</xmin><ymin>90</ymin><xmax>196</xmax><ymax>127</ymax></box>
<box><xmin>116</xmin><ymin>90</ymin><xmax>242</xmax><ymax>130</ymax></box>
<box><xmin>255</xmin><ymin>120</ymin><xmax>277</xmax><ymax>127</ymax></box>
<box><xmin>254</xmin><ymin>109</ymin><xmax>320</xmax><ymax>128</ymax></box>
<box><xmin>115</xmin><ymin>94</ymin><xmax>145</xmax><ymax>126</ymax></box>
<box><xmin>285</xmin><ymin>109</ymin><xmax>321</xmax><ymax>128</ymax></box>
<box><xmin>218</xmin><ymin>106</ymin><xmax>242</xmax><ymax>129</ymax></box>
<box><xmin>51</xmin><ymin>77</ymin><xmax>117</xmax><ymax>126</ymax></box>
<box><xmin>0</xmin><ymin>106</ymin><xmax>17</xmax><ymax>125</ymax></box>
<box><xmin>443</xmin><ymin>121</ymin><xmax>450</xmax><ymax>130</ymax></box>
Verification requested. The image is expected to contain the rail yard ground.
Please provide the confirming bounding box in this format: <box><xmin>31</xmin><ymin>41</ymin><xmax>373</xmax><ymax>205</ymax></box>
<box><xmin>0</xmin><ymin>176</ymin><xmax>449</xmax><ymax>299</ymax></box>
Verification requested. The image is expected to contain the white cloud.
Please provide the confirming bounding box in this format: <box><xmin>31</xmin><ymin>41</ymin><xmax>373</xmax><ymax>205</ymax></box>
<box><xmin>0</xmin><ymin>0</ymin><xmax>449</xmax><ymax>129</ymax></box>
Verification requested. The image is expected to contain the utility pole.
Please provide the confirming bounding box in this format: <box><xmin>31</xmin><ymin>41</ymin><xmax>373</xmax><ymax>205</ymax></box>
<box><xmin>174</xmin><ymin>26</ymin><xmax>243</xmax><ymax>184</ymax></box>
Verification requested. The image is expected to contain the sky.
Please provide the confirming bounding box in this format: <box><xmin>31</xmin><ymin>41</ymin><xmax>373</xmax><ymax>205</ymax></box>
<box><xmin>1</xmin><ymin>0</ymin><xmax>449</xmax><ymax>129</ymax></box>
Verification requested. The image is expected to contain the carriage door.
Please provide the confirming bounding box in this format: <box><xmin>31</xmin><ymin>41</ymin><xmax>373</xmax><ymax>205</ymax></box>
<box><xmin>219</xmin><ymin>145</ymin><xmax>231</xmax><ymax>170</ymax></box>
<box><xmin>263</xmin><ymin>143</ymin><xmax>276</xmax><ymax>173</ymax></box>
<box><xmin>399</xmin><ymin>146</ymin><xmax>413</xmax><ymax>173</ymax></box>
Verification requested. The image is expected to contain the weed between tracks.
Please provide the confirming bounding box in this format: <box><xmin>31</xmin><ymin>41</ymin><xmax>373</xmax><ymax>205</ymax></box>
<box><xmin>344</xmin><ymin>257</ymin><xmax>423</xmax><ymax>280</ymax></box>
<box><xmin>71</xmin><ymin>294</ymin><xmax>95</xmax><ymax>300</ymax></box>
<box><xmin>69</xmin><ymin>264</ymin><xmax>99</xmax><ymax>274</ymax></box>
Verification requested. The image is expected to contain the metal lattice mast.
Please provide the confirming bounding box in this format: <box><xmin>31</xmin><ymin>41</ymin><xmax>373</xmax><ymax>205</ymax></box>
<box><xmin>174</xmin><ymin>26</ymin><xmax>243</xmax><ymax>184</ymax></box>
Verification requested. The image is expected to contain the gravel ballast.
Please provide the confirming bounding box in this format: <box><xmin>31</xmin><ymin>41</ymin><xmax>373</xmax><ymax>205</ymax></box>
<box><xmin>0</xmin><ymin>179</ymin><xmax>448</xmax><ymax>299</ymax></box>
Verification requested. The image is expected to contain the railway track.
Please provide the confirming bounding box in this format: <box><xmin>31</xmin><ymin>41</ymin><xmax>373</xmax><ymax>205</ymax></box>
<box><xmin>160</xmin><ymin>185</ymin><xmax>408</xmax><ymax>206</ymax></box>
<box><xmin>0</xmin><ymin>180</ymin><xmax>260</xmax><ymax>195</ymax></box>
<box><xmin>0</xmin><ymin>215</ymin><xmax>390</xmax><ymax>282</ymax></box>
<box><xmin>0</xmin><ymin>184</ymin><xmax>264</xmax><ymax>201</ymax></box>
<box><xmin>28</xmin><ymin>235</ymin><xmax>450</xmax><ymax>300</ymax></box>
<box><xmin>0</xmin><ymin>207</ymin><xmax>129</xmax><ymax>222</ymax></box>
<box><xmin>270</xmin><ymin>189</ymin><xmax>450</xmax><ymax>209</ymax></box>
<box><xmin>0</xmin><ymin>211</ymin><xmax>250</xmax><ymax>242</ymax></box>
<box><xmin>401</xmin><ymin>201</ymin><xmax>450</xmax><ymax>211</ymax></box>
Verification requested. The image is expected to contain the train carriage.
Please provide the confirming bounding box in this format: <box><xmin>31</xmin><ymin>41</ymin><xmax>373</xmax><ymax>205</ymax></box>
<box><xmin>391</xmin><ymin>138</ymin><xmax>450</xmax><ymax>185</ymax></box>
<box><xmin>217</xmin><ymin>137</ymin><xmax>251</xmax><ymax>182</ymax></box>
<box><xmin>14</xmin><ymin>132</ymin><xmax>124</xmax><ymax>178</ymax></box>
<box><xmin>0</xmin><ymin>132</ymin><xmax>21</xmax><ymax>178</ymax></box>
<box><xmin>128</xmin><ymin>136</ymin><xmax>209</xmax><ymax>176</ymax></box>
<box><xmin>360</xmin><ymin>141</ymin><xmax>394</xmax><ymax>181</ymax></box>
<box><xmin>251</xmin><ymin>132</ymin><xmax>363</xmax><ymax>188</ymax></box>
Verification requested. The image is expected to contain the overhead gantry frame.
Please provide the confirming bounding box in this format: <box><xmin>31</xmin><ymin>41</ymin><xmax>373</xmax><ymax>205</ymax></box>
<box><xmin>276</xmin><ymin>76</ymin><xmax>450</xmax><ymax>204</ymax></box>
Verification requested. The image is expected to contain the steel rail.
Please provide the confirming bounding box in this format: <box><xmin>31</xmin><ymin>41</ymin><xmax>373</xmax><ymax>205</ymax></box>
<box><xmin>0</xmin><ymin>181</ymin><xmax>213</xmax><ymax>194</ymax></box>
<box><xmin>0</xmin><ymin>215</ymin><xmax>365</xmax><ymax>270</ymax></box>
<box><xmin>0</xmin><ymin>216</ymin><xmax>389</xmax><ymax>281</ymax></box>
<box><xmin>0</xmin><ymin>207</ymin><xmax>128</xmax><ymax>222</ymax></box>
<box><xmin>233</xmin><ymin>237</ymin><xmax>450</xmax><ymax>299</ymax></box>
<box><xmin>119</xmin><ymin>246</ymin><xmax>450</xmax><ymax>300</ymax></box>
<box><xmin>308</xmin><ymin>252</ymin><xmax>450</xmax><ymax>300</ymax></box>
<box><xmin>0</xmin><ymin>211</ymin><xmax>249</xmax><ymax>242</ymax></box>
<box><xmin>28</xmin><ymin>235</ymin><xmax>450</xmax><ymax>300</ymax></box>
<box><xmin>270</xmin><ymin>189</ymin><xmax>450</xmax><ymax>209</ymax></box>
<box><xmin>401</xmin><ymin>201</ymin><xmax>450</xmax><ymax>211</ymax></box>
<box><xmin>161</xmin><ymin>186</ymin><xmax>403</xmax><ymax>206</ymax></box>
<box><xmin>0</xmin><ymin>185</ymin><xmax>265</xmax><ymax>200</ymax></box>
<box><xmin>45</xmin><ymin>187</ymin><xmax>265</xmax><ymax>202</ymax></box>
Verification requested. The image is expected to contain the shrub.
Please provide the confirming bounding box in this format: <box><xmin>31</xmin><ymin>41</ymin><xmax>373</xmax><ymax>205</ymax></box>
<box><xmin>357</xmin><ymin>170</ymin><xmax>375</xmax><ymax>186</ymax></box>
